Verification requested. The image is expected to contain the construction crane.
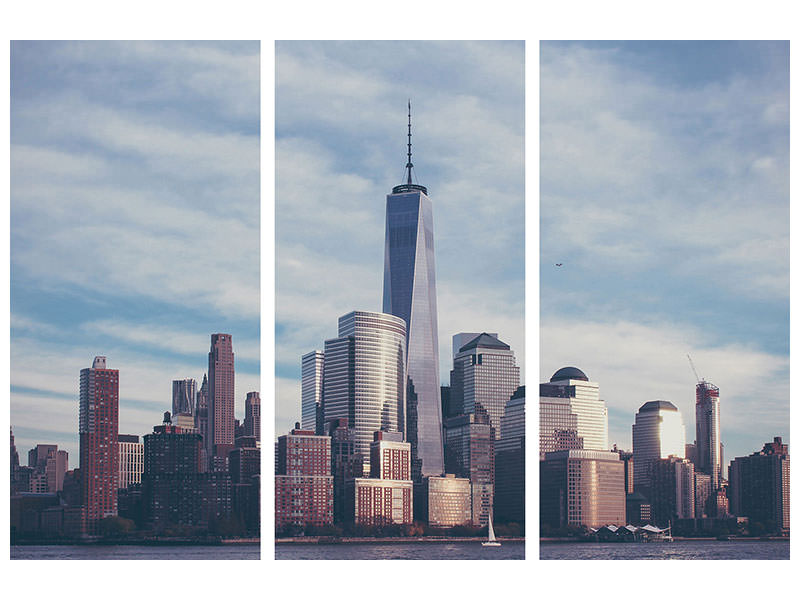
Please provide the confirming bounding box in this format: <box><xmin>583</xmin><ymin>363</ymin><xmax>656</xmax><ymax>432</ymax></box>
<box><xmin>687</xmin><ymin>354</ymin><xmax>701</xmax><ymax>383</ymax></box>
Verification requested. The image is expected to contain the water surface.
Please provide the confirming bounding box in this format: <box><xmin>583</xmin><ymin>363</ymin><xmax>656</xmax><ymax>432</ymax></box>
<box><xmin>276</xmin><ymin>540</ymin><xmax>524</xmax><ymax>560</ymax></box>
<box><xmin>540</xmin><ymin>540</ymin><xmax>788</xmax><ymax>560</ymax></box>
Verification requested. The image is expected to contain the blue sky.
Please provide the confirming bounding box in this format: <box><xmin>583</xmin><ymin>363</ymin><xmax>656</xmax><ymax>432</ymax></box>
<box><xmin>275</xmin><ymin>41</ymin><xmax>525</xmax><ymax>437</ymax></box>
<box><xmin>540</xmin><ymin>41</ymin><xmax>789</xmax><ymax>466</ymax></box>
<box><xmin>10</xmin><ymin>41</ymin><xmax>260</xmax><ymax>462</ymax></box>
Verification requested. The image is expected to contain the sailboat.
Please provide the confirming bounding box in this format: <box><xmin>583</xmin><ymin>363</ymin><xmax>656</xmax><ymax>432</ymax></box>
<box><xmin>482</xmin><ymin>512</ymin><xmax>501</xmax><ymax>547</ymax></box>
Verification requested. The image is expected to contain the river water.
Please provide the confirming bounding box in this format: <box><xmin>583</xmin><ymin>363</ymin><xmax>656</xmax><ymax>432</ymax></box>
<box><xmin>276</xmin><ymin>540</ymin><xmax>525</xmax><ymax>560</ymax></box>
<box><xmin>11</xmin><ymin>544</ymin><xmax>260</xmax><ymax>560</ymax></box>
<box><xmin>540</xmin><ymin>540</ymin><xmax>789</xmax><ymax>560</ymax></box>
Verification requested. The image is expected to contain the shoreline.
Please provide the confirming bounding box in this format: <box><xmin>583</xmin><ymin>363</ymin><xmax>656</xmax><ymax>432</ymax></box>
<box><xmin>276</xmin><ymin>536</ymin><xmax>525</xmax><ymax>545</ymax></box>
<box><xmin>11</xmin><ymin>538</ymin><xmax>260</xmax><ymax>547</ymax></box>
<box><xmin>540</xmin><ymin>536</ymin><xmax>788</xmax><ymax>543</ymax></box>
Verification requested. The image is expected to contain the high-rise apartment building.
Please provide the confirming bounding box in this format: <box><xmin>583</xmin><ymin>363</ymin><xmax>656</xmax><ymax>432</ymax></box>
<box><xmin>244</xmin><ymin>391</ymin><xmax>261</xmax><ymax>442</ymax></box>
<box><xmin>208</xmin><ymin>334</ymin><xmax>235</xmax><ymax>464</ymax></box>
<box><xmin>382</xmin><ymin>104</ymin><xmax>443</xmax><ymax>479</ymax></box>
<box><xmin>346</xmin><ymin>431</ymin><xmax>413</xmax><ymax>526</ymax></box>
<box><xmin>172</xmin><ymin>378</ymin><xmax>196</xmax><ymax>418</ymax></box>
<box><xmin>301</xmin><ymin>350</ymin><xmax>324</xmax><ymax>433</ymax></box>
<box><xmin>118</xmin><ymin>434</ymin><xmax>143</xmax><ymax>490</ymax></box>
<box><xmin>450</xmin><ymin>333</ymin><xmax>520</xmax><ymax>439</ymax></box>
<box><xmin>275</xmin><ymin>425</ymin><xmax>334</xmax><ymax>530</ymax></box>
<box><xmin>729</xmin><ymin>437</ymin><xmax>790</xmax><ymax>535</ymax></box>
<box><xmin>322</xmin><ymin>310</ymin><xmax>406</xmax><ymax>471</ymax></box>
<box><xmin>79</xmin><ymin>356</ymin><xmax>119</xmax><ymax>531</ymax></box>
<box><xmin>539</xmin><ymin>367</ymin><xmax>608</xmax><ymax>455</ymax></box>
<box><xmin>632</xmin><ymin>400</ymin><xmax>686</xmax><ymax>495</ymax></box>
<box><xmin>695</xmin><ymin>380</ymin><xmax>722</xmax><ymax>488</ymax></box>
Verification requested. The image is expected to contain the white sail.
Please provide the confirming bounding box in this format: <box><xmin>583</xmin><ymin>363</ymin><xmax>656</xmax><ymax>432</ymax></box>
<box><xmin>488</xmin><ymin>514</ymin><xmax>496</xmax><ymax>542</ymax></box>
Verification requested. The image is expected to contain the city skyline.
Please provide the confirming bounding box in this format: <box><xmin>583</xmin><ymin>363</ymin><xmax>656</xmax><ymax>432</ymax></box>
<box><xmin>540</xmin><ymin>41</ymin><xmax>789</xmax><ymax>463</ymax></box>
<box><xmin>10</xmin><ymin>41</ymin><xmax>261</xmax><ymax>460</ymax></box>
<box><xmin>276</xmin><ymin>41</ymin><xmax>525</xmax><ymax>438</ymax></box>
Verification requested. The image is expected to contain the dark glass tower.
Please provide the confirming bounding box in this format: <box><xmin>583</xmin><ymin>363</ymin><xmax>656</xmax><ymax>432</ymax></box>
<box><xmin>382</xmin><ymin>102</ymin><xmax>443</xmax><ymax>478</ymax></box>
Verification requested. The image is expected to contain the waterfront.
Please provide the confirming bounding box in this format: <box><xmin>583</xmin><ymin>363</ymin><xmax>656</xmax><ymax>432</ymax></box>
<box><xmin>276</xmin><ymin>540</ymin><xmax>524</xmax><ymax>560</ymax></box>
<box><xmin>540</xmin><ymin>540</ymin><xmax>788</xmax><ymax>560</ymax></box>
<box><xmin>11</xmin><ymin>544</ymin><xmax>260</xmax><ymax>560</ymax></box>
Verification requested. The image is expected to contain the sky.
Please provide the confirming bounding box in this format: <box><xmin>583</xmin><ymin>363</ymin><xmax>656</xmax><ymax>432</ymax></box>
<box><xmin>10</xmin><ymin>41</ymin><xmax>261</xmax><ymax>462</ymax></box>
<box><xmin>275</xmin><ymin>41</ymin><xmax>525</xmax><ymax>437</ymax></box>
<box><xmin>539</xmin><ymin>41</ymin><xmax>789</xmax><ymax>466</ymax></box>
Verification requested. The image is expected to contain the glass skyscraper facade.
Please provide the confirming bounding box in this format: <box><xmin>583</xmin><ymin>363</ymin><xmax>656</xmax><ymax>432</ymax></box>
<box><xmin>450</xmin><ymin>333</ymin><xmax>520</xmax><ymax>439</ymax></box>
<box><xmin>382</xmin><ymin>142</ymin><xmax>443</xmax><ymax>478</ymax></box>
<box><xmin>322</xmin><ymin>310</ymin><xmax>407</xmax><ymax>470</ymax></box>
<box><xmin>632</xmin><ymin>400</ymin><xmax>686</xmax><ymax>493</ymax></box>
<box><xmin>301</xmin><ymin>350</ymin><xmax>324</xmax><ymax>433</ymax></box>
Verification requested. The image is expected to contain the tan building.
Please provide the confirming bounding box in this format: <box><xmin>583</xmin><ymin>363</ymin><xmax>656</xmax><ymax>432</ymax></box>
<box><xmin>349</xmin><ymin>478</ymin><xmax>413</xmax><ymax>525</ymax></box>
<box><xmin>540</xmin><ymin>449</ymin><xmax>626</xmax><ymax>529</ymax></box>
<box><xmin>422</xmin><ymin>474</ymin><xmax>471</xmax><ymax>527</ymax></box>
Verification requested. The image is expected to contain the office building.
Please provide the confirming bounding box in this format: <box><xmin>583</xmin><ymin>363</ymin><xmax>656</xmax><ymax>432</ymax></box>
<box><xmin>195</xmin><ymin>373</ymin><xmax>209</xmax><ymax>469</ymax></box>
<box><xmin>118</xmin><ymin>434</ymin><xmax>143</xmax><ymax>490</ymax></box>
<box><xmin>27</xmin><ymin>444</ymin><xmax>68</xmax><ymax>493</ymax></box>
<box><xmin>79</xmin><ymin>356</ymin><xmax>119</xmax><ymax>531</ymax></box>
<box><xmin>450</xmin><ymin>333</ymin><xmax>520</xmax><ymax>439</ymax></box>
<box><xmin>322</xmin><ymin>310</ymin><xmax>406</xmax><ymax>472</ymax></box>
<box><xmin>244</xmin><ymin>391</ymin><xmax>261</xmax><ymax>442</ymax></box>
<box><xmin>275</xmin><ymin>425</ymin><xmax>333</xmax><ymax>530</ymax></box>
<box><xmin>729</xmin><ymin>437</ymin><xmax>790</xmax><ymax>534</ymax></box>
<box><xmin>694</xmin><ymin>471</ymin><xmax>712</xmax><ymax>519</ymax></box>
<box><xmin>612</xmin><ymin>446</ymin><xmax>634</xmax><ymax>494</ymax></box>
<box><xmin>419</xmin><ymin>474</ymin><xmax>471</xmax><ymax>527</ymax></box>
<box><xmin>695</xmin><ymin>380</ymin><xmax>722</xmax><ymax>488</ymax></box>
<box><xmin>382</xmin><ymin>104</ymin><xmax>443</xmax><ymax>479</ymax></box>
<box><xmin>444</xmin><ymin>405</ymin><xmax>494</xmax><ymax>527</ymax></box>
<box><xmin>495</xmin><ymin>387</ymin><xmax>525</xmax><ymax>525</ymax></box>
<box><xmin>632</xmin><ymin>400</ymin><xmax>685</xmax><ymax>494</ymax></box>
<box><xmin>208</xmin><ymin>333</ymin><xmax>235</xmax><ymax>464</ymax></box>
<box><xmin>649</xmin><ymin>456</ymin><xmax>695</xmax><ymax>526</ymax></box>
<box><xmin>540</xmin><ymin>449</ymin><xmax>626</xmax><ymax>529</ymax></box>
<box><xmin>301</xmin><ymin>350</ymin><xmax>324</xmax><ymax>433</ymax></box>
<box><xmin>172</xmin><ymin>378</ymin><xmax>196</xmax><ymax>418</ymax></box>
<box><xmin>540</xmin><ymin>367</ymin><xmax>608</xmax><ymax>455</ymax></box>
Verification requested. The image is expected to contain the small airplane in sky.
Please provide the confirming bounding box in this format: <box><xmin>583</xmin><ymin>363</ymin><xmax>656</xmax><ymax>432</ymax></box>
<box><xmin>555</xmin><ymin>263</ymin><xmax>563</xmax><ymax>267</ymax></box>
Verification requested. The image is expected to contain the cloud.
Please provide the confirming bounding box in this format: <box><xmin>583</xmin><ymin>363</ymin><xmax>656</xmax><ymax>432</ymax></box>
<box><xmin>540</xmin><ymin>42</ymin><xmax>789</xmax><ymax>304</ymax></box>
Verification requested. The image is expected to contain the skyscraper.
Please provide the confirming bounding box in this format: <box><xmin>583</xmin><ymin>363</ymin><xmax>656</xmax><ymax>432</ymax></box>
<box><xmin>695</xmin><ymin>380</ymin><xmax>722</xmax><ymax>489</ymax></box>
<box><xmin>539</xmin><ymin>367</ymin><xmax>608</xmax><ymax>455</ymax></box>
<box><xmin>208</xmin><ymin>334</ymin><xmax>235</xmax><ymax>465</ymax></box>
<box><xmin>79</xmin><ymin>356</ymin><xmax>119</xmax><ymax>531</ymax></box>
<box><xmin>382</xmin><ymin>103</ymin><xmax>443</xmax><ymax>479</ymax></box>
<box><xmin>195</xmin><ymin>373</ymin><xmax>209</xmax><ymax>468</ymax></box>
<box><xmin>172</xmin><ymin>378</ymin><xmax>197</xmax><ymax>418</ymax></box>
<box><xmin>301</xmin><ymin>350</ymin><xmax>324</xmax><ymax>433</ymax></box>
<box><xmin>244</xmin><ymin>391</ymin><xmax>261</xmax><ymax>442</ymax></box>
<box><xmin>322</xmin><ymin>310</ymin><xmax>406</xmax><ymax>470</ymax></box>
<box><xmin>449</xmin><ymin>332</ymin><xmax>520</xmax><ymax>438</ymax></box>
<box><xmin>118</xmin><ymin>434</ymin><xmax>144</xmax><ymax>490</ymax></box>
<box><xmin>632</xmin><ymin>400</ymin><xmax>686</xmax><ymax>494</ymax></box>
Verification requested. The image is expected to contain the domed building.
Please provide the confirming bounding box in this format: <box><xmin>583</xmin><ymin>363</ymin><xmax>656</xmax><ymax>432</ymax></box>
<box><xmin>539</xmin><ymin>366</ymin><xmax>608</xmax><ymax>455</ymax></box>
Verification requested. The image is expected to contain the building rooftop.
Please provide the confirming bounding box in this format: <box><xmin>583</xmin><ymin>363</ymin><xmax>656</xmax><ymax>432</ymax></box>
<box><xmin>459</xmin><ymin>332</ymin><xmax>511</xmax><ymax>352</ymax></box>
<box><xmin>638</xmin><ymin>400</ymin><xmax>679</xmax><ymax>412</ymax></box>
<box><xmin>549</xmin><ymin>366</ymin><xmax>588</xmax><ymax>382</ymax></box>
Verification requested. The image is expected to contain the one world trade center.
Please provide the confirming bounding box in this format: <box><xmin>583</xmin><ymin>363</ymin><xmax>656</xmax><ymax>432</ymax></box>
<box><xmin>382</xmin><ymin>102</ymin><xmax>443</xmax><ymax>479</ymax></box>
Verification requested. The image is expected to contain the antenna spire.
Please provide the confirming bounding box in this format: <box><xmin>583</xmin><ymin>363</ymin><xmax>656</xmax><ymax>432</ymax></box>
<box><xmin>406</xmin><ymin>100</ymin><xmax>413</xmax><ymax>184</ymax></box>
